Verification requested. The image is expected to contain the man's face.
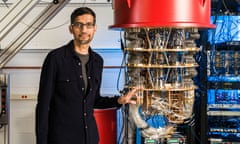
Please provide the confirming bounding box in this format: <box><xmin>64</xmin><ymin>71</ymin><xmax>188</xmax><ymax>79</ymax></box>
<box><xmin>69</xmin><ymin>14</ymin><xmax>96</xmax><ymax>45</ymax></box>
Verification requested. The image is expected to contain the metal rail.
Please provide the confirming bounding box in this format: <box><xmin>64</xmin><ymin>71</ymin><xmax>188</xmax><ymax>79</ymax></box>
<box><xmin>0</xmin><ymin>0</ymin><xmax>40</xmax><ymax>41</ymax></box>
<box><xmin>0</xmin><ymin>0</ymin><xmax>70</xmax><ymax>68</ymax></box>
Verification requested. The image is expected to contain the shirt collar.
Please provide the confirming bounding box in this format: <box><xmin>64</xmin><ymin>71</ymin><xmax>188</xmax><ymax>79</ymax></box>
<box><xmin>65</xmin><ymin>40</ymin><xmax>97</xmax><ymax>61</ymax></box>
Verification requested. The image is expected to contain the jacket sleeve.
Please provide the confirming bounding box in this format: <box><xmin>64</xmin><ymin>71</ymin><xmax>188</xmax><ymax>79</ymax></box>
<box><xmin>35</xmin><ymin>52</ymin><xmax>57</xmax><ymax>144</ymax></box>
<box><xmin>93</xmin><ymin>56</ymin><xmax>122</xmax><ymax>109</ymax></box>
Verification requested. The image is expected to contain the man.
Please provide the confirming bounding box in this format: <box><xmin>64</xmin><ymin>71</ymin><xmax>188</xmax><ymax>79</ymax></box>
<box><xmin>36</xmin><ymin>7</ymin><xmax>140</xmax><ymax>144</ymax></box>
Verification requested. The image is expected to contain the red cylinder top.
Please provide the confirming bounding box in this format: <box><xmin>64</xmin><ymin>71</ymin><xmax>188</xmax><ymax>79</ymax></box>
<box><xmin>110</xmin><ymin>0</ymin><xmax>215</xmax><ymax>28</ymax></box>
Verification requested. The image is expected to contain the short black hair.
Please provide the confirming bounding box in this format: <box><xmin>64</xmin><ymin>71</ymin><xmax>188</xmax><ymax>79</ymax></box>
<box><xmin>70</xmin><ymin>7</ymin><xmax>96</xmax><ymax>24</ymax></box>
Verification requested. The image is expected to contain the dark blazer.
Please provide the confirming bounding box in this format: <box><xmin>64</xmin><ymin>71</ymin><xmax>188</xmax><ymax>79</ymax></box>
<box><xmin>36</xmin><ymin>40</ymin><xmax>121</xmax><ymax>144</ymax></box>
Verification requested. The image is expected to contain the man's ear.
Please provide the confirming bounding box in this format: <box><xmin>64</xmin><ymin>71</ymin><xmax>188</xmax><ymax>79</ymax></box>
<box><xmin>69</xmin><ymin>25</ymin><xmax>73</xmax><ymax>34</ymax></box>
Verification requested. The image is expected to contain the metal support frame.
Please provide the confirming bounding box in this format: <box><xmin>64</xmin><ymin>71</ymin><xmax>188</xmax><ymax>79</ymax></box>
<box><xmin>0</xmin><ymin>0</ymin><xmax>40</xmax><ymax>41</ymax></box>
<box><xmin>0</xmin><ymin>0</ymin><xmax>70</xmax><ymax>68</ymax></box>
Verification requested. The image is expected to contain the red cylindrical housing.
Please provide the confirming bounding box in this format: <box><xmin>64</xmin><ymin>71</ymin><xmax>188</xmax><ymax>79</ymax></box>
<box><xmin>94</xmin><ymin>108</ymin><xmax>117</xmax><ymax>144</ymax></box>
<box><xmin>110</xmin><ymin>0</ymin><xmax>215</xmax><ymax>28</ymax></box>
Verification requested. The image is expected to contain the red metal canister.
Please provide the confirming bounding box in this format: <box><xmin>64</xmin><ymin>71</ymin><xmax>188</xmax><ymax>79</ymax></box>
<box><xmin>110</xmin><ymin>0</ymin><xmax>215</xmax><ymax>28</ymax></box>
<box><xmin>94</xmin><ymin>108</ymin><xmax>117</xmax><ymax>144</ymax></box>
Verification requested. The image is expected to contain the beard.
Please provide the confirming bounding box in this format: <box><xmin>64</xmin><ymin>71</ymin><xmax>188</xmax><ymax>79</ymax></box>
<box><xmin>79</xmin><ymin>39</ymin><xmax>92</xmax><ymax>45</ymax></box>
<box><xmin>77</xmin><ymin>33</ymin><xmax>93</xmax><ymax>45</ymax></box>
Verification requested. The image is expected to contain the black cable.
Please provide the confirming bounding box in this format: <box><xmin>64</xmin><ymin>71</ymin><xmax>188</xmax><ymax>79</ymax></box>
<box><xmin>116</xmin><ymin>31</ymin><xmax>128</xmax><ymax>144</ymax></box>
<box><xmin>190</xmin><ymin>125</ymin><xmax>203</xmax><ymax>144</ymax></box>
<box><xmin>116</xmin><ymin>31</ymin><xmax>127</xmax><ymax>93</ymax></box>
<box><xmin>117</xmin><ymin>107</ymin><xmax>125</xmax><ymax>144</ymax></box>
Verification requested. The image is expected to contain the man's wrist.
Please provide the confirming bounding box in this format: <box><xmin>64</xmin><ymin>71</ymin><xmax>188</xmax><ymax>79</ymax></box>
<box><xmin>117</xmin><ymin>97</ymin><xmax>122</xmax><ymax>104</ymax></box>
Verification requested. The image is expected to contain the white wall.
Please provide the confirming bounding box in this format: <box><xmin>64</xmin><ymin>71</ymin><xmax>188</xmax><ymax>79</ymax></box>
<box><xmin>0</xmin><ymin>2</ymin><xmax>123</xmax><ymax>144</ymax></box>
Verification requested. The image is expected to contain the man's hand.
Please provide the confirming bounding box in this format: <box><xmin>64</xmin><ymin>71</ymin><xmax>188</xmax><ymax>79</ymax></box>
<box><xmin>117</xmin><ymin>87</ymin><xmax>143</xmax><ymax>105</ymax></box>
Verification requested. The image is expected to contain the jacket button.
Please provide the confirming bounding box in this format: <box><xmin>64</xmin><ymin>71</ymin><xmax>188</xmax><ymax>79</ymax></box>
<box><xmin>88</xmin><ymin>76</ymin><xmax>91</xmax><ymax>79</ymax></box>
<box><xmin>85</xmin><ymin>126</ymin><xmax>88</xmax><ymax>129</ymax></box>
<box><xmin>78</xmin><ymin>62</ymin><xmax>81</xmax><ymax>66</ymax></box>
<box><xmin>84</xmin><ymin>113</ymin><xmax>87</xmax><ymax>116</ymax></box>
<box><xmin>90</xmin><ymin>88</ymin><xmax>92</xmax><ymax>91</ymax></box>
<box><xmin>82</xmin><ymin>88</ymin><xmax>85</xmax><ymax>91</ymax></box>
<box><xmin>80</xmin><ymin>75</ymin><xmax>83</xmax><ymax>78</ymax></box>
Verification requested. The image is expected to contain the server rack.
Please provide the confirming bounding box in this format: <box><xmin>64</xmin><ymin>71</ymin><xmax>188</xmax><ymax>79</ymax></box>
<box><xmin>207</xmin><ymin>44</ymin><xmax>240</xmax><ymax>143</ymax></box>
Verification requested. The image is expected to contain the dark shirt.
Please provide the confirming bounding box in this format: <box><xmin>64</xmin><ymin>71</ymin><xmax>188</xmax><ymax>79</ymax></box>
<box><xmin>77</xmin><ymin>53</ymin><xmax>89</xmax><ymax>93</ymax></box>
<box><xmin>36</xmin><ymin>40</ymin><xmax>121</xmax><ymax>144</ymax></box>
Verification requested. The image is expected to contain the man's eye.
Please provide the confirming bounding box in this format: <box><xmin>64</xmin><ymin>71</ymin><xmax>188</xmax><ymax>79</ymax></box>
<box><xmin>72</xmin><ymin>22</ymin><xmax>94</xmax><ymax>29</ymax></box>
<box><xmin>86</xmin><ymin>23</ymin><xmax>94</xmax><ymax>26</ymax></box>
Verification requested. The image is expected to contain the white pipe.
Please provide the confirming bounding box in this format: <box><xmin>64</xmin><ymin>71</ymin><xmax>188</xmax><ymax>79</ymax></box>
<box><xmin>129</xmin><ymin>104</ymin><xmax>175</xmax><ymax>139</ymax></box>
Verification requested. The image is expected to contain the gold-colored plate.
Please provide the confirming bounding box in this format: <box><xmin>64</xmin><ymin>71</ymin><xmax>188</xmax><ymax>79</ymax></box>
<box><xmin>127</xmin><ymin>86</ymin><xmax>197</xmax><ymax>92</ymax></box>
<box><xmin>126</xmin><ymin>63</ymin><xmax>199</xmax><ymax>68</ymax></box>
<box><xmin>125</xmin><ymin>47</ymin><xmax>200</xmax><ymax>52</ymax></box>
